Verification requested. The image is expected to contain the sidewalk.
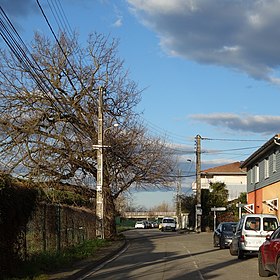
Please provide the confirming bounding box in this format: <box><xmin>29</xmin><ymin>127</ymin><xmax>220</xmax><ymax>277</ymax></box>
<box><xmin>47</xmin><ymin>238</ymin><xmax>127</xmax><ymax>280</ymax></box>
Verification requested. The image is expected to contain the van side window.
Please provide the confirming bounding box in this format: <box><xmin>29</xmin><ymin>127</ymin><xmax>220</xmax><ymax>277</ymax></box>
<box><xmin>263</xmin><ymin>218</ymin><xmax>278</xmax><ymax>231</ymax></box>
<box><xmin>245</xmin><ymin>217</ymin><xmax>260</xmax><ymax>230</ymax></box>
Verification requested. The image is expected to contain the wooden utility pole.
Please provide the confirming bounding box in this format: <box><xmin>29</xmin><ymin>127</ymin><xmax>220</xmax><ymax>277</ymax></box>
<box><xmin>195</xmin><ymin>134</ymin><xmax>202</xmax><ymax>233</ymax></box>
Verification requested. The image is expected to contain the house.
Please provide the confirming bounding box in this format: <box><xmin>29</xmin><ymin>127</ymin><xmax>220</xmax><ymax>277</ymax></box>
<box><xmin>192</xmin><ymin>161</ymin><xmax>247</xmax><ymax>201</ymax></box>
<box><xmin>240</xmin><ymin>134</ymin><xmax>280</xmax><ymax>217</ymax></box>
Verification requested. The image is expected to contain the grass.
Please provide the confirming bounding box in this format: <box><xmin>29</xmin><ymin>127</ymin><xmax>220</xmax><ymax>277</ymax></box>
<box><xmin>116</xmin><ymin>225</ymin><xmax>134</xmax><ymax>232</ymax></box>
<box><xmin>5</xmin><ymin>238</ymin><xmax>109</xmax><ymax>280</ymax></box>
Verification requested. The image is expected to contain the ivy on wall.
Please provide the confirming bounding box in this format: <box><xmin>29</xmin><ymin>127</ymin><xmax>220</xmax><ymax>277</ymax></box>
<box><xmin>0</xmin><ymin>175</ymin><xmax>39</xmax><ymax>275</ymax></box>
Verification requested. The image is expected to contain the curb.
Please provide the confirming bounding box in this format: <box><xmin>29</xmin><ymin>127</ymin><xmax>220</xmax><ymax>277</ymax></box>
<box><xmin>66</xmin><ymin>238</ymin><xmax>127</xmax><ymax>280</ymax></box>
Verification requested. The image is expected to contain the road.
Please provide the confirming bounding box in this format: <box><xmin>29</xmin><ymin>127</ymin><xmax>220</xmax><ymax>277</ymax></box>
<box><xmin>81</xmin><ymin>229</ymin><xmax>277</xmax><ymax>280</ymax></box>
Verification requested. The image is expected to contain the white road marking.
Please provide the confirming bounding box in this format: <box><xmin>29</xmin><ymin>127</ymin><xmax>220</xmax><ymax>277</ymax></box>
<box><xmin>186</xmin><ymin>248</ymin><xmax>205</xmax><ymax>280</ymax></box>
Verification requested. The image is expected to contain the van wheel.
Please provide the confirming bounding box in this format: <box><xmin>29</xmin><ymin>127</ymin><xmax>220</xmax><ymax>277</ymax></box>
<box><xmin>237</xmin><ymin>248</ymin><xmax>244</xmax><ymax>259</ymax></box>
<box><xmin>258</xmin><ymin>252</ymin><xmax>270</xmax><ymax>277</ymax></box>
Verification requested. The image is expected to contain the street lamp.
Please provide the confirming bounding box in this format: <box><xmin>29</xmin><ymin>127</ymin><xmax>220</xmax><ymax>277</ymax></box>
<box><xmin>94</xmin><ymin>86</ymin><xmax>119</xmax><ymax>239</ymax></box>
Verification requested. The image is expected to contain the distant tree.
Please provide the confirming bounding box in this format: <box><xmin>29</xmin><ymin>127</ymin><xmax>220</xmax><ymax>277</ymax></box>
<box><xmin>237</xmin><ymin>192</ymin><xmax>247</xmax><ymax>204</ymax></box>
<box><xmin>180</xmin><ymin>194</ymin><xmax>196</xmax><ymax>228</ymax></box>
<box><xmin>200</xmin><ymin>182</ymin><xmax>229</xmax><ymax>230</ymax></box>
<box><xmin>0</xmin><ymin>32</ymin><xmax>176</xmax><ymax>238</ymax></box>
<box><xmin>150</xmin><ymin>201</ymin><xmax>173</xmax><ymax>212</ymax></box>
<box><xmin>181</xmin><ymin>194</ymin><xmax>196</xmax><ymax>213</ymax></box>
<box><xmin>226</xmin><ymin>192</ymin><xmax>248</xmax><ymax>220</ymax></box>
<box><xmin>209</xmin><ymin>182</ymin><xmax>229</xmax><ymax>207</ymax></box>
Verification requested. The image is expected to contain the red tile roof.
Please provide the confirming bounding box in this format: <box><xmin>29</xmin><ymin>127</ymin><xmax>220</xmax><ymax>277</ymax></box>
<box><xmin>201</xmin><ymin>161</ymin><xmax>246</xmax><ymax>175</ymax></box>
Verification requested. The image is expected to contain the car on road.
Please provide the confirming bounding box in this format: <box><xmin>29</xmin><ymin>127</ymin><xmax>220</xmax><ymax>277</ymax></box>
<box><xmin>161</xmin><ymin>217</ymin><xmax>176</xmax><ymax>232</ymax></box>
<box><xmin>230</xmin><ymin>213</ymin><xmax>279</xmax><ymax>259</ymax></box>
<box><xmin>213</xmin><ymin>222</ymin><xmax>238</xmax><ymax>249</ymax></box>
<box><xmin>151</xmin><ymin>221</ymin><xmax>159</xmax><ymax>228</ymax></box>
<box><xmin>134</xmin><ymin>221</ymin><xmax>146</xmax><ymax>229</ymax></box>
<box><xmin>258</xmin><ymin>225</ymin><xmax>280</xmax><ymax>278</ymax></box>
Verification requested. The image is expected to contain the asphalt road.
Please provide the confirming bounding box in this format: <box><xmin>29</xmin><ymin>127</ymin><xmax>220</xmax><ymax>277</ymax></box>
<box><xmin>80</xmin><ymin>229</ymin><xmax>277</xmax><ymax>280</ymax></box>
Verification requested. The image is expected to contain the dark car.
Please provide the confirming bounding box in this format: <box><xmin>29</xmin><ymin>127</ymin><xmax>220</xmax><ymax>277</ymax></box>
<box><xmin>258</xmin><ymin>225</ymin><xmax>280</xmax><ymax>278</ymax></box>
<box><xmin>213</xmin><ymin>222</ymin><xmax>237</xmax><ymax>249</ymax></box>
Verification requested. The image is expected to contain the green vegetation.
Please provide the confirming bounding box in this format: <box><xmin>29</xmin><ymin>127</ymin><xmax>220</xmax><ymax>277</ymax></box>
<box><xmin>7</xmin><ymin>238</ymin><xmax>109</xmax><ymax>280</ymax></box>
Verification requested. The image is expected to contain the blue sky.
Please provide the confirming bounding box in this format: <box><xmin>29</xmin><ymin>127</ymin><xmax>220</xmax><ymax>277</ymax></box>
<box><xmin>1</xmin><ymin>0</ymin><xmax>280</xmax><ymax>209</ymax></box>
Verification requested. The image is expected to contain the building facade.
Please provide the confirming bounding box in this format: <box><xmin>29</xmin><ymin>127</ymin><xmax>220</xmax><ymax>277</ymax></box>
<box><xmin>241</xmin><ymin>134</ymin><xmax>280</xmax><ymax>218</ymax></box>
<box><xmin>192</xmin><ymin>161</ymin><xmax>247</xmax><ymax>201</ymax></box>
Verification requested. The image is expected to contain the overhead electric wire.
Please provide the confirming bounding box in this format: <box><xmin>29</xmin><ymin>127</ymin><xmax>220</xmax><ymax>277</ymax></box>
<box><xmin>0</xmin><ymin>6</ymin><xmax>92</xmax><ymax>142</ymax></box>
<box><xmin>36</xmin><ymin>0</ymin><xmax>79</xmax><ymax>95</ymax></box>
<box><xmin>47</xmin><ymin>0</ymin><xmax>73</xmax><ymax>37</ymax></box>
<box><xmin>203</xmin><ymin>145</ymin><xmax>261</xmax><ymax>154</ymax></box>
<box><xmin>202</xmin><ymin>137</ymin><xmax>267</xmax><ymax>142</ymax></box>
<box><xmin>139</xmin><ymin>115</ymin><xmax>195</xmax><ymax>144</ymax></box>
<box><xmin>0</xmin><ymin>7</ymin><xmax>64</xmax><ymax>113</ymax></box>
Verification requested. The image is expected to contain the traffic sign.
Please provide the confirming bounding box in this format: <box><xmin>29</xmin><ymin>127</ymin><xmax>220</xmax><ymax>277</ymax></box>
<box><xmin>211</xmin><ymin>207</ymin><xmax>226</xmax><ymax>211</ymax></box>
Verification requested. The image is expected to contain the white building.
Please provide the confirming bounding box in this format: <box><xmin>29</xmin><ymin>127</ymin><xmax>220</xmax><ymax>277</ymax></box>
<box><xmin>192</xmin><ymin>161</ymin><xmax>247</xmax><ymax>201</ymax></box>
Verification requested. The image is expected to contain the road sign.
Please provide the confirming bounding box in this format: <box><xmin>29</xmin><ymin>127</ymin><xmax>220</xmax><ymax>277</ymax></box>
<box><xmin>211</xmin><ymin>207</ymin><xmax>226</xmax><ymax>211</ymax></box>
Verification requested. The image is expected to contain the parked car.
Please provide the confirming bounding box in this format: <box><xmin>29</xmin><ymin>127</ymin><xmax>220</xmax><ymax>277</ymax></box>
<box><xmin>258</xmin><ymin>225</ymin><xmax>280</xmax><ymax>278</ymax></box>
<box><xmin>134</xmin><ymin>221</ymin><xmax>145</xmax><ymax>229</ymax></box>
<box><xmin>230</xmin><ymin>214</ymin><xmax>279</xmax><ymax>259</ymax></box>
<box><xmin>151</xmin><ymin>221</ymin><xmax>159</xmax><ymax>228</ymax></box>
<box><xmin>161</xmin><ymin>217</ymin><xmax>176</xmax><ymax>232</ymax></box>
<box><xmin>213</xmin><ymin>222</ymin><xmax>238</xmax><ymax>249</ymax></box>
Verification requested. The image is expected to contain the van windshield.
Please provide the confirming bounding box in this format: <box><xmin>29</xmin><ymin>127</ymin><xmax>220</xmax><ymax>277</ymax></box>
<box><xmin>163</xmin><ymin>219</ymin><xmax>175</xmax><ymax>223</ymax></box>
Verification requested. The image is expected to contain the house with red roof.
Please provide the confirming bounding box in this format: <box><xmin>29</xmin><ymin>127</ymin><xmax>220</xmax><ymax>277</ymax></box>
<box><xmin>192</xmin><ymin>161</ymin><xmax>247</xmax><ymax>201</ymax></box>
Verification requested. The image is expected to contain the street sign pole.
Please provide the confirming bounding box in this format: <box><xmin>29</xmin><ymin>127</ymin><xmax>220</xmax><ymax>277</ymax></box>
<box><xmin>211</xmin><ymin>206</ymin><xmax>226</xmax><ymax>230</ymax></box>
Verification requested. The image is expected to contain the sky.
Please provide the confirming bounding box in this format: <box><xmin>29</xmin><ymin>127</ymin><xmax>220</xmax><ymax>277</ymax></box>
<box><xmin>1</xmin><ymin>0</ymin><xmax>280</xmax><ymax>209</ymax></box>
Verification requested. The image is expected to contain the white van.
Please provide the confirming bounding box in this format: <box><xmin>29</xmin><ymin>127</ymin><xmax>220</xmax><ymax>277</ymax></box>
<box><xmin>230</xmin><ymin>213</ymin><xmax>279</xmax><ymax>259</ymax></box>
<box><xmin>161</xmin><ymin>217</ymin><xmax>176</xmax><ymax>232</ymax></box>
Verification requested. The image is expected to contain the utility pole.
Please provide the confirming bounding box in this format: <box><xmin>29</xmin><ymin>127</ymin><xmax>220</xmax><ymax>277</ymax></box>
<box><xmin>96</xmin><ymin>86</ymin><xmax>105</xmax><ymax>239</ymax></box>
<box><xmin>195</xmin><ymin>134</ymin><xmax>202</xmax><ymax>233</ymax></box>
<box><xmin>176</xmin><ymin>170</ymin><xmax>182</xmax><ymax>229</ymax></box>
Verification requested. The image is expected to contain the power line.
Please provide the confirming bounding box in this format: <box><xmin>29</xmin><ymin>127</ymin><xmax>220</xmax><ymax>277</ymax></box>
<box><xmin>36</xmin><ymin>0</ymin><xmax>79</xmax><ymax>95</ymax></box>
<box><xmin>0</xmin><ymin>5</ymin><xmax>92</xmax><ymax>142</ymax></box>
<box><xmin>0</xmin><ymin>6</ymin><xmax>63</xmax><ymax>112</ymax></box>
<box><xmin>202</xmin><ymin>137</ymin><xmax>267</xmax><ymax>142</ymax></box>
<box><xmin>203</xmin><ymin>145</ymin><xmax>261</xmax><ymax>154</ymax></box>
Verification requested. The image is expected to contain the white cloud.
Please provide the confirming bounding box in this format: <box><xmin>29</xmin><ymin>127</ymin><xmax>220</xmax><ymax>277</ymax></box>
<box><xmin>191</xmin><ymin>113</ymin><xmax>280</xmax><ymax>135</ymax></box>
<box><xmin>127</xmin><ymin>0</ymin><xmax>280</xmax><ymax>83</ymax></box>
<box><xmin>113</xmin><ymin>17</ymin><xmax>123</xmax><ymax>27</ymax></box>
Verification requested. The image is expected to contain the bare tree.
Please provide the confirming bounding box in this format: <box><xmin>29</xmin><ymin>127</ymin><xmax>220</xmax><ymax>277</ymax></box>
<box><xmin>0</xmin><ymin>32</ymin><xmax>176</xmax><ymax>238</ymax></box>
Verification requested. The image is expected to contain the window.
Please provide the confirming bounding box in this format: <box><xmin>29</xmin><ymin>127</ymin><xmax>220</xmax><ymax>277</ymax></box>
<box><xmin>263</xmin><ymin>218</ymin><xmax>278</xmax><ymax>232</ymax></box>
<box><xmin>255</xmin><ymin>164</ymin><xmax>259</xmax><ymax>183</ymax></box>
<box><xmin>245</xmin><ymin>217</ymin><xmax>260</xmax><ymax>231</ymax></box>
<box><xmin>273</xmin><ymin>151</ymin><xmax>277</xmax><ymax>172</ymax></box>
<box><xmin>264</xmin><ymin>157</ymin><xmax>269</xmax><ymax>179</ymax></box>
